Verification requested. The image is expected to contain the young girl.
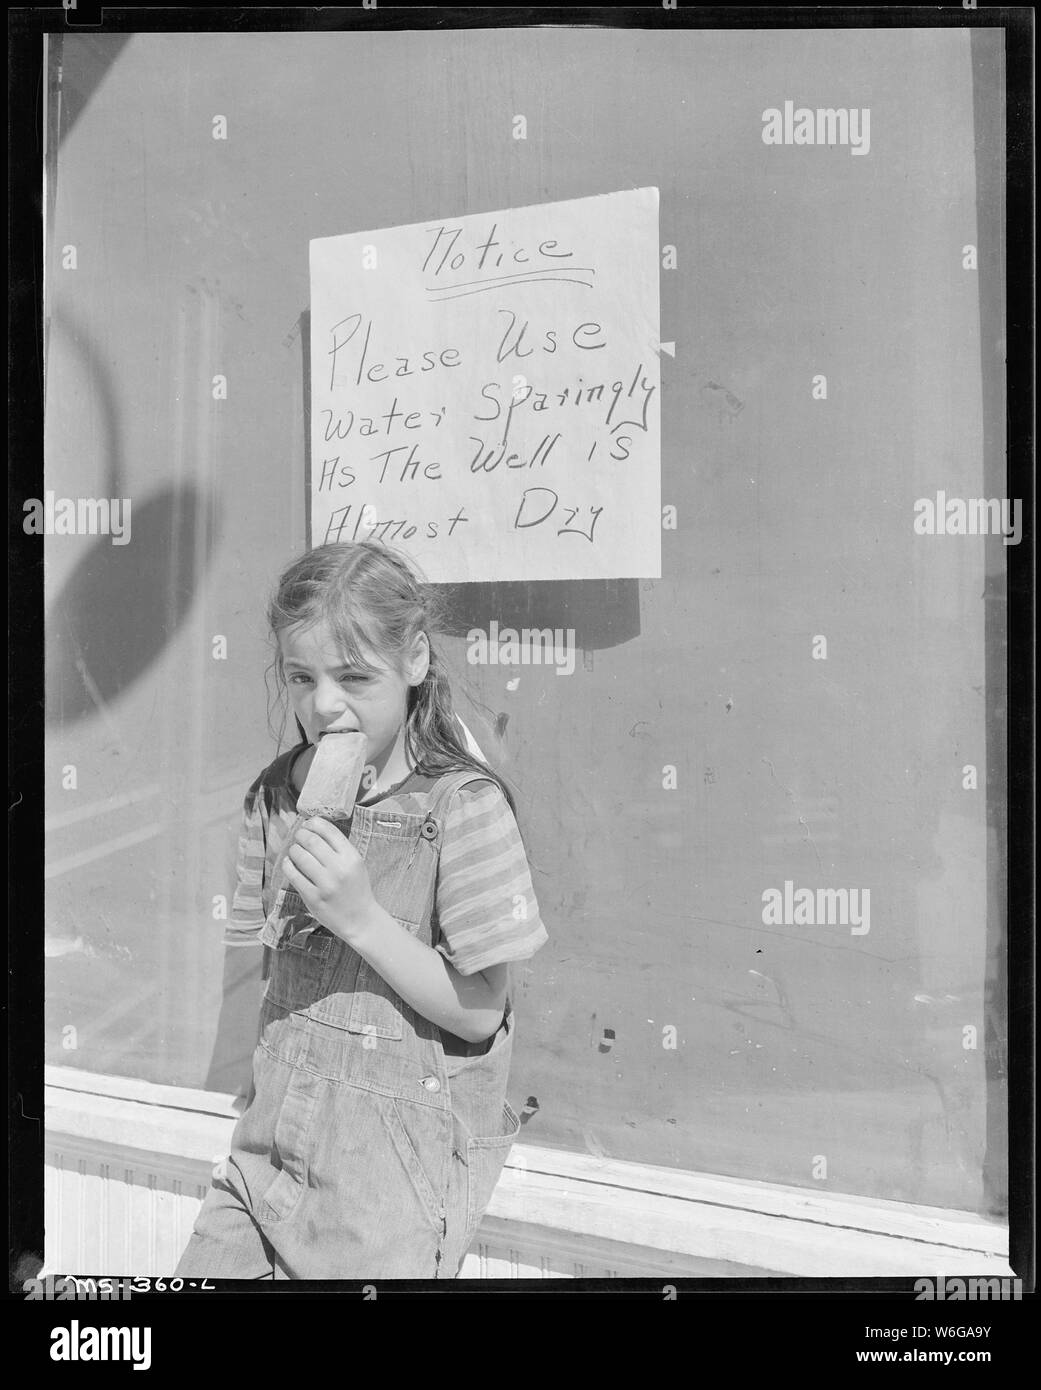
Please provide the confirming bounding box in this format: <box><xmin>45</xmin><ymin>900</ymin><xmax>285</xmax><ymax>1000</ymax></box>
<box><xmin>175</xmin><ymin>540</ymin><xmax>548</xmax><ymax>1279</ymax></box>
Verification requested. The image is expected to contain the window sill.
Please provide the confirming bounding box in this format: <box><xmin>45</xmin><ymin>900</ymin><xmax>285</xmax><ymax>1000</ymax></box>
<box><xmin>43</xmin><ymin>1066</ymin><xmax>1012</xmax><ymax>1279</ymax></box>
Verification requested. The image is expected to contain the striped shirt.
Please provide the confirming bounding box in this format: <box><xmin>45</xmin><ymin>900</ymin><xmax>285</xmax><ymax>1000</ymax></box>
<box><xmin>224</xmin><ymin>745</ymin><xmax>548</xmax><ymax>976</ymax></box>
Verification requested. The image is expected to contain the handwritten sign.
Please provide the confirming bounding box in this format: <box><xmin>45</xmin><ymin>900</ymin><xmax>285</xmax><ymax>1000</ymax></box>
<box><xmin>309</xmin><ymin>188</ymin><xmax>660</xmax><ymax>582</ymax></box>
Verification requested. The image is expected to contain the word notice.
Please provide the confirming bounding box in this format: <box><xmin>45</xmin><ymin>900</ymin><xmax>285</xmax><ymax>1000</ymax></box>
<box><xmin>309</xmin><ymin>187</ymin><xmax>661</xmax><ymax>581</ymax></box>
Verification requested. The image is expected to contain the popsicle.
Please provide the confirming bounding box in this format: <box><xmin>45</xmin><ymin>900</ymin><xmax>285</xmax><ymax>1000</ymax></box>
<box><xmin>297</xmin><ymin>730</ymin><xmax>369</xmax><ymax>820</ymax></box>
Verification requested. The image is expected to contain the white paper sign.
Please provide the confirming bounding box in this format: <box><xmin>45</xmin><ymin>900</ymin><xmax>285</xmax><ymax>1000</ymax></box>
<box><xmin>309</xmin><ymin>187</ymin><xmax>660</xmax><ymax>582</ymax></box>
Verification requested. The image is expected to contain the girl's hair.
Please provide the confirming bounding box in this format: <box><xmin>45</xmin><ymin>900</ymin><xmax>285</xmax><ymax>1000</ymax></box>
<box><xmin>265</xmin><ymin>540</ymin><xmax>518</xmax><ymax>818</ymax></box>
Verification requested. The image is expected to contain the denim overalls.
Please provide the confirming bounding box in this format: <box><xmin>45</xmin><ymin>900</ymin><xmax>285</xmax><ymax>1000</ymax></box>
<box><xmin>176</xmin><ymin>769</ymin><xmax>522</xmax><ymax>1279</ymax></box>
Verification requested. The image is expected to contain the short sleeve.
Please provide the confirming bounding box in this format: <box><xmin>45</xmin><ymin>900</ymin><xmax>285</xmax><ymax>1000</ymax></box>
<box><xmin>434</xmin><ymin>780</ymin><xmax>548</xmax><ymax>977</ymax></box>
<box><xmin>222</xmin><ymin>783</ymin><xmax>269</xmax><ymax>948</ymax></box>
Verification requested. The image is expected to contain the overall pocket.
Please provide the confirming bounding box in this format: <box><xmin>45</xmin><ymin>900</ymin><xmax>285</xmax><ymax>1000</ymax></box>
<box><xmin>462</xmin><ymin>1100</ymin><xmax>522</xmax><ymax>1249</ymax></box>
<box><xmin>381</xmin><ymin>1094</ymin><xmax>453</xmax><ymax>1233</ymax></box>
<box><xmin>263</xmin><ymin>928</ymin><xmax>333</xmax><ymax>1014</ymax></box>
<box><xmin>341</xmin><ymin>917</ymin><xmax>421</xmax><ymax>1039</ymax></box>
<box><xmin>297</xmin><ymin>918</ymin><xmax>421</xmax><ymax>1037</ymax></box>
<box><xmin>332</xmin><ymin>810</ymin><xmax>435</xmax><ymax>1039</ymax></box>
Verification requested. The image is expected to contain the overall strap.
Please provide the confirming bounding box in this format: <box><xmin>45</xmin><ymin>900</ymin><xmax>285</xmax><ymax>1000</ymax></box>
<box><xmin>424</xmin><ymin>766</ymin><xmax>501</xmax><ymax>827</ymax></box>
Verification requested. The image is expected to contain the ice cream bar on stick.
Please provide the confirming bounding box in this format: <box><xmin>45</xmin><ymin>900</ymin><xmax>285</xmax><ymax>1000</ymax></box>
<box><xmin>298</xmin><ymin>731</ymin><xmax>368</xmax><ymax>820</ymax></box>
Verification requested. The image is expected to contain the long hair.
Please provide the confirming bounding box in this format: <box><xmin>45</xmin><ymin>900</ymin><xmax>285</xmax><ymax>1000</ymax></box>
<box><xmin>265</xmin><ymin>540</ymin><xmax>519</xmax><ymax>818</ymax></box>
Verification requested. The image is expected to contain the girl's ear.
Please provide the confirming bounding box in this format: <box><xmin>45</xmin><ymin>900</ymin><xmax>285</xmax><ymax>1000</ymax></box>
<box><xmin>406</xmin><ymin>631</ymin><xmax>431</xmax><ymax>687</ymax></box>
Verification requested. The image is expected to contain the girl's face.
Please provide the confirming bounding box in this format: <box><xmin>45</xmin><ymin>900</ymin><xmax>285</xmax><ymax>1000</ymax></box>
<box><xmin>280</xmin><ymin>619</ymin><xmax>428</xmax><ymax>774</ymax></box>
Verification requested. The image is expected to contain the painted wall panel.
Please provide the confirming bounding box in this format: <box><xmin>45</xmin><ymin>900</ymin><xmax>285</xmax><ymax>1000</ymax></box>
<box><xmin>43</xmin><ymin>27</ymin><xmax>1004</xmax><ymax>1213</ymax></box>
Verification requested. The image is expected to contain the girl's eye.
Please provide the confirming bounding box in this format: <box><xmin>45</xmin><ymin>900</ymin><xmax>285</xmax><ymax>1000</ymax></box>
<box><xmin>286</xmin><ymin>671</ymin><xmax>370</xmax><ymax>685</ymax></box>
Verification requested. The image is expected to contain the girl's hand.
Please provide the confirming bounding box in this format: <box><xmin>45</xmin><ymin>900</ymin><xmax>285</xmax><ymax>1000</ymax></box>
<box><xmin>282</xmin><ymin>817</ymin><xmax>378</xmax><ymax>944</ymax></box>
